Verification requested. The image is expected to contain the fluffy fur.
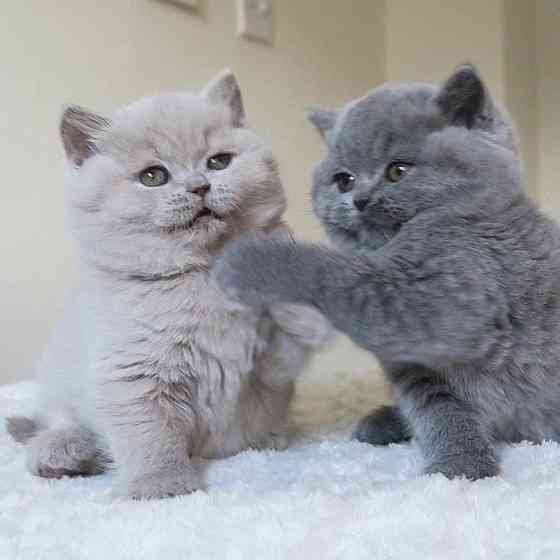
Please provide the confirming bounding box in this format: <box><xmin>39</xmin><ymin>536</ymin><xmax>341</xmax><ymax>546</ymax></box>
<box><xmin>214</xmin><ymin>64</ymin><xmax>560</xmax><ymax>480</ymax></box>
<box><xmin>7</xmin><ymin>70</ymin><xmax>330</xmax><ymax>499</ymax></box>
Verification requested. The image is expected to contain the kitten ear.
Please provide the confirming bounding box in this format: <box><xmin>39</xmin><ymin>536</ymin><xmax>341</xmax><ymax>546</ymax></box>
<box><xmin>202</xmin><ymin>69</ymin><xmax>246</xmax><ymax>127</ymax></box>
<box><xmin>306</xmin><ymin>108</ymin><xmax>338</xmax><ymax>139</ymax></box>
<box><xmin>436</xmin><ymin>64</ymin><xmax>487</xmax><ymax>128</ymax></box>
<box><xmin>60</xmin><ymin>105</ymin><xmax>111</xmax><ymax>167</ymax></box>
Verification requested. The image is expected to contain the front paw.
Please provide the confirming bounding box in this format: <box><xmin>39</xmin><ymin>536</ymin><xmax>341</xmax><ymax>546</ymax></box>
<box><xmin>213</xmin><ymin>234</ymin><xmax>293</xmax><ymax>307</ymax></box>
<box><xmin>212</xmin><ymin>236</ymin><xmax>270</xmax><ymax>307</ymax></box>
<box><xmin>425</xmin><ymin>453</ymin><xmax>500</xmax><ymax>480</ymax></box>
<box><xmin>125</xmin><ymin>468</ymin><xmax>205</xmax><ymax>500</ymax></box>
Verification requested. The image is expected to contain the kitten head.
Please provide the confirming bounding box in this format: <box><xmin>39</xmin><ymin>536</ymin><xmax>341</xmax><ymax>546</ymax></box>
<box><xmin>307</xmin><ymin>64</ymin><xmax>523</xmax><ymax>251</ymax></box>
<box><xmin>61</xmin><ymin>70</ymin><xmax>285</xmax><ymax>276</ymax></box>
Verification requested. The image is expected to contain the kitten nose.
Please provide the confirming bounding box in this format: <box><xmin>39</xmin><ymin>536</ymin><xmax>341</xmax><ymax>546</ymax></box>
<box><xmin>185</xmin><ymin>174</ymin><xmax>210</xmax><ymax>196</ymax></box>
<box><xmin>353</xmin><ymin>195</ymin><xmax>369</xmax><ymax>212</ymax></box>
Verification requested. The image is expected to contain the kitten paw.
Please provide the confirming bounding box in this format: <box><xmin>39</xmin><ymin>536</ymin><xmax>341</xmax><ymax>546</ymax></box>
<box><xmin>353</xmin><ymin>406</ymin><xmax>412</xmax><ymax>445</ymax></box>
<box><xmin>126</xmin><ymin>468</ymin><xmax>205</xmax><ymax>500</ymax></box>
<box><xmin>425</xmin><ymin>454</ymin><xmax>500</xmax><ymax>480</ymax></box>
<box><xmin>250</xmin><ymin>431</ymin><xmax>290</xmax><ymax>452</ymax></box>
<box><xmin>213</xmin><ymin>237</ymin><xmax>271</xmax><ymax>307</ymax></box>
<box><xmin>27</xmin><ymin>427</ymin><xmax>108</xmax><ymax>478</ymax></box>
<box><xmin>213</xmin><ymin>234</ymin><xmax>295</xmax><ymax>307</ymax></box>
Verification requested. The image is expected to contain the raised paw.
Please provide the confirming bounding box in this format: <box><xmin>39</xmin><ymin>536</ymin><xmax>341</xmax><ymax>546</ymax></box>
<box><xmin>213</xmin><ymin>234</ymin><xmax>300</xmax><ymax>308</ymax></box>
<box><xmin>125</xmin><ymin>468</ymin><xmax>205</xmax><ymax>500</ymax></box>
<box><xmin>425</xmin><ymin>453</ymin><xmax>500</xmax><ymax>480</ymax></box>
<box><xmin>353</xmin><ymin>406</ymin><xmax>412</xmax><ymax>445</ymax></box>
<box><xmin>212</xmin><ymin>236</ymin><xmax>271</xmax><ymax>306</ymax></box>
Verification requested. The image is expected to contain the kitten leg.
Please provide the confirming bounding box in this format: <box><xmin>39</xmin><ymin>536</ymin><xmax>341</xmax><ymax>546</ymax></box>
<box><xmin>101</xmin><ymin>378</ymin><xmax>203</xmax><ymax>500</ymax></box>
<box><xmin>352</xmin><ymin>405</ymin><xmax>412</xmax><ymax>445</ymax></box>
<box><xmin>26</xmin><ymin>426</ymin><xmax>108</xmax><ymax>478</ymax></box>
<box><xmin>240</xmin><ymin>312</ymin><xmax>326</xmax><ymax>451</ymax></box>
<box><xmin>398</xmin><ymin>378</ymin><xmax>499</xmax><ymax>480</ymax></box>
<box><xmin>213</xmin><ymin>236</ymin><xmax>504</xmax><ymax>369</ymax></box>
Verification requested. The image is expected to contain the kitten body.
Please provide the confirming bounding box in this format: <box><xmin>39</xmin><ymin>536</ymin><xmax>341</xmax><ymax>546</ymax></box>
<box><xmin>214</xmin><ymin>66</ymin><xmax>560</xmax><ymax>480</ymax></box>
<box><xmin>8</xmin><ymin>71</ymin><xmax>329</xmax><ymax>498</ymax></box>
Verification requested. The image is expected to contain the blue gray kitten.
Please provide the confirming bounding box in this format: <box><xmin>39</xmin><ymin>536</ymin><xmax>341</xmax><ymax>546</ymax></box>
<box><xmin>214</xmin><ymin>65</ymin><xmax>560</xmax><ymax>480</ymax></box>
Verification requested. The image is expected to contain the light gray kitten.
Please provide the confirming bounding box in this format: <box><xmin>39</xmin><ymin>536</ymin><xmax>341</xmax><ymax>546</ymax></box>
<box><xmin>214</xmin><ymin>65</ymin><xmax>560</xmax><ymax>480</ymax></box>
<box><xmin>7</xmin><ymin>71</ymin><xmax>330</xmax><ymax>499</ymax></box>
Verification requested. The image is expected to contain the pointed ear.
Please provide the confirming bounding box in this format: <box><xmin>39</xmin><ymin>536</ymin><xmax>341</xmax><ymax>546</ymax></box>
<box><xmin>60</xmin><ymin>105</ymin><xmax>111</xmax><ymax>167</ymax></box>
<box><xmin>436</xmin><ymin>64</ymin><xmax>487</xmax><ymax>128</ymax></box>
<box><xmin>202</xmin><ymin>69</ymin><xmax>246</xmax><ymax>127</ymax></box>
<box><xmin>306</xmin><ymin>108</ymin><xmax>338</xmax><ymax>139</ymax></box>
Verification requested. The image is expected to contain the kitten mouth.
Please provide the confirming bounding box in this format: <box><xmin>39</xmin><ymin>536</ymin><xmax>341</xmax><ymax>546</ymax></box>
<box><xmin>165</xmin><ymin>207</ymin><xmax>222</xmax><ymax>233</ymax></box>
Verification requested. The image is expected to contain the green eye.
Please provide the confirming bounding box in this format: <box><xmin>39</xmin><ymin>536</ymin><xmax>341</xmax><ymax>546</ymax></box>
<box><xmin>139</xmin><ymin>165</ymin><xmax>169</xmax><ymax>187</ymax></box>
<box><xmin>333</xmin><ymin>172</ymin><xmax>355</xmax><ymax>193</ymax></box>
<box><xmin>207</xmin><ymin>153</ymin><xmax>233</xmax><ymax>171</ymax></box>
<box><xmin>386</xmin><ymin>162</ymin><xmax>412</xmax><ymax>183</ymax></box>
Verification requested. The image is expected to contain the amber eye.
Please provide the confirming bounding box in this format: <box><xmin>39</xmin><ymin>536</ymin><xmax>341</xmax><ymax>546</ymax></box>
<box><xmin>386</xmin><ymin>162</ymin><xmax>412</xmax><ymax>183</ymax></box>
<box><xmin>333</xmin><ymin>172</ymin><xmax>356</xmax><ymax>193</ymax></box>
<box><xmin>139</xmin><ymin>165</ymin><xmax>169</xmax><ymax>187</ymax></box>
<box><xmin>207</xmin><ymin>153</ymin><xmax>233</xmax><ymax>171</ymax></box>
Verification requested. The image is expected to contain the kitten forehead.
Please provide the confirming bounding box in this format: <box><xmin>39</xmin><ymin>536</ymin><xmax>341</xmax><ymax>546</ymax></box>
<box><xmin>333</xmin><ymin>83</ymin><xmax>442</xmax><ymax>166</ymax></box>
<box><xmin>101</xmin><ymin>92</ymin><xmax>231</xmax><ymax>159</ymax></box>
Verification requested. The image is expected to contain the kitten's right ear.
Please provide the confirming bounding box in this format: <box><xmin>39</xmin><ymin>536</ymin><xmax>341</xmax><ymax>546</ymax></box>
<box><xmin>306</xmin><ymin>108</ymin><xmax>338</xmax><ymax>139</ymax></box>
<box><xmin>60</xmin><ymin>105</ymin><xmax>111</xmax><ymax>167</ymax></box>
<box><xmin>436</xmin><ymin>64</ymin><xmax>487</xmax><ymax>128</ymax></box>
<box><xmin>202</xmin><ymin>69</ymin><xmax>246</xmax><ymax>127</ymax></box>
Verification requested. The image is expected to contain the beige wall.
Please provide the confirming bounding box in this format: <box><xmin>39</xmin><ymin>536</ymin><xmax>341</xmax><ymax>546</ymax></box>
<box><xmin>536</xmin><ymin>0</ymin><xmax>560</xmax><ymax>217</ymax></box>
<box><xmin>504</xmin><ymin>0</ymin><xmax>537</xmax><ymax>194</ymax></box>
<box><xmin>0</xmin><ymin>0</ymin><xmax>384</xmax><ymax>384</ymax></box>
<box><xmin>385</xmin><ymin>0</ymin><xmax>506</xmax><ymax>99</ymax></box>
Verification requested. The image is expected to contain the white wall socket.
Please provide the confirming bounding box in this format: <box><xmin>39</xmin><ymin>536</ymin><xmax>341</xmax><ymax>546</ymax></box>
<box><xmin>237</xmin><ymin>0</ymin><xmax>274</xmax><ymax>45</ymax></box>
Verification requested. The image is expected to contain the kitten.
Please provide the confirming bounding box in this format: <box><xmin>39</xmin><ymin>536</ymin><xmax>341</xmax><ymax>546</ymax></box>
<box><xmin>6</xmin><ymin>70</ymin><xmax>330</xmax><ymax>499</ymax></box>
<box><xmin>213</xmin><ymin>64</ymin><xmax>560</xmax><ymax>480</ymax></box>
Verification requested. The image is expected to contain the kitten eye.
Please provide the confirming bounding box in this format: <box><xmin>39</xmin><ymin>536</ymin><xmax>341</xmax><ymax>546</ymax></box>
<box><xmin>333</xmin><ymin>172</ymin><xmax>356</xmax><ymax>193</ymax></box>
<box><xmin>386</xmin><ymin>162</ymin><xmax>412</xmax><ymax>183</ymax></box>
<box><xmin>139</xmin><ymin>165</ymin><xmax>169</xmax><ymax>187</ymax></box>
<box><xmin>207</xmin><ymin>153</ymin><xmax>233</xmax><ymax>171</ymax></box>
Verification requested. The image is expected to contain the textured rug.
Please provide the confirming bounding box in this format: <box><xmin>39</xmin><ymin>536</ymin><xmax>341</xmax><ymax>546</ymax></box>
<box><xmin>1</xmin><ymin>369</ymin><xmax>560</xmax><ymax>560</ymax></box>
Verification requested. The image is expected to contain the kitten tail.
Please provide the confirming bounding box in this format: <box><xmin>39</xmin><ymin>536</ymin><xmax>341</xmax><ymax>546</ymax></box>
<box><xmin>6</xmin><ymin>416</ymin><xmax>40</xmax><ymax>444</ymax></box>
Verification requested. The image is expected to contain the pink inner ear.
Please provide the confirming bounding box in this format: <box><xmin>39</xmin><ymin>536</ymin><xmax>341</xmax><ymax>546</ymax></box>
<box><xmin>60</xmin><ymin>106</ymin><xmax>110</xmax><ymax>166</ymax></box>
<box><xmin>202</xmin><ymin>71</ymin><xmax>246</xmax><ymax>128</ymax></box>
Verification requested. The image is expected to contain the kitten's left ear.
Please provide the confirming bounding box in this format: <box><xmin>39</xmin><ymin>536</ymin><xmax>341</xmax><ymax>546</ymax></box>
<box><xmin>202</xmin><ymin>69</ymin><xmax>246</xmax><ymax>127</ymax></box>
<box><xmin>60</xmin><ymin>105</ymin><xmax>111</xmax><ymax>167</ymax></box>
<box><xmin>436</xmin><ymin>64</ymin><xmax>487</xmax><ymax>128</ymax></box>
<box><xmin>306</xmin><ymin>108</ymin><xmax>338</xmax><ymax>139</ymax></box>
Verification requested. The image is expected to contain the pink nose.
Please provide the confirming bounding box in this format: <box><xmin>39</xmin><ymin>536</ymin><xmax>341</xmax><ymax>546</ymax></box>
<box><xmin>187</xmin><ymin>183</ymin><xmax>210</xmax><ymax>196</ymax></box>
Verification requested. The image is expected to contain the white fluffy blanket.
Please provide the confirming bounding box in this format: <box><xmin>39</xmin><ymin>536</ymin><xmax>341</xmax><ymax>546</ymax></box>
<box><xmin>2</xmin><ymin>369</ymin><xmax>560</xmax><ymax>560</ymax></box>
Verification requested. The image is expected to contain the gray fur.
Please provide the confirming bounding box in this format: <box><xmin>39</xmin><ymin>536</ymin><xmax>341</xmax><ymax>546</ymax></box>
<box><xmin>214</xmin><ymin>64</ymin><xmax>560</xmax><ymax>480</ymax></box>
<box><xmin>7</xmin><ymin>70</ymin><xmax>330</xmax><ymax>499</ymax></box>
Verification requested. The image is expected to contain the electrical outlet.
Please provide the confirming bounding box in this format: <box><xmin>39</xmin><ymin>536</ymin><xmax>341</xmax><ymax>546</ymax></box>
<box><xmin>237</xmin><ymin>0</ymin><xmax>274</xmax><ymax>45</ymax></box>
